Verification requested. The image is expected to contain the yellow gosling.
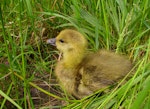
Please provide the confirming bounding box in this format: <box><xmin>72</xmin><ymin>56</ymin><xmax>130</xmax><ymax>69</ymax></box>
<box><xmin>47</xmin><ymin>29</ymin><xmax>133</xmax><ymax>99</ymax></box>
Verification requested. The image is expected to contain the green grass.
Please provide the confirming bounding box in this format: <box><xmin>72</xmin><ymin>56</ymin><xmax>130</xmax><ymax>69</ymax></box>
<box><xmin>0</xmin><ymin>0</ymin><xmax>150</xmax><ymax>109</ymax></box>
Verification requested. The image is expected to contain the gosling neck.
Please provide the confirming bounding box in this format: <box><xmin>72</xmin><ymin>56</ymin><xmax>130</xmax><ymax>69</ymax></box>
<box><xmin>62</xmin><ymin>49</ymin><xmax>86</xmax><ymax>68</ymax></box>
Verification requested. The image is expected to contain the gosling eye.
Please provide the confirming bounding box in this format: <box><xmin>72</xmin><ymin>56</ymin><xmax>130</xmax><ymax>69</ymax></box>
<box><xmin>59</xmin><ymin>39</ymin><xmax>65</xmax><ymax>43</ymax></box>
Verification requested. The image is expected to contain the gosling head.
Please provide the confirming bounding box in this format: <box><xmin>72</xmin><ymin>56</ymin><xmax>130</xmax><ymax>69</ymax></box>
<box><xmin>47</xmin><ymin>29</ymin><xmax>88</xmax><ymax>53</ymax></box>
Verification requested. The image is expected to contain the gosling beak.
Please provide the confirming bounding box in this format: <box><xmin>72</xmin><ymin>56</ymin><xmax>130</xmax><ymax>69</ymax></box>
<box><xmin>46</xmin><ymin>38</ymin><xmax>56</xmax><ymax>46</ymax></box>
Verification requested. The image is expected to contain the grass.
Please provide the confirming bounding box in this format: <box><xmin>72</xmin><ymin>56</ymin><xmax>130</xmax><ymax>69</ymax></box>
<box><xmin>0</xmin><ymin>0</ymin><xmax>150</xmax><ymax>108</ymax></box>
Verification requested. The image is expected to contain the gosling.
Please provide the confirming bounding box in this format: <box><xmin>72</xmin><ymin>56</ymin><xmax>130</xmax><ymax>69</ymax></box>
<box><xmin>47</xmin><ymin>29</ymin><xmax>133</xmax><ymax>99</ymax></box>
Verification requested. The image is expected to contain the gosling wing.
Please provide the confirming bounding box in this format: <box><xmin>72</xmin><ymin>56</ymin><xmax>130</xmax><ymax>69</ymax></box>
<box><xmin>79</xmin><ymin>50</ymin><xmax>132</xmax><ymax>91</ymax></box>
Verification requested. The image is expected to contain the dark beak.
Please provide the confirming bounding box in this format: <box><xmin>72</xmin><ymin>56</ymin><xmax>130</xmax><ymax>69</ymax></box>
<box><xmin>46</xmin><ymin>38</ymin><xmax>56</xmax><ymax>46</ymax></box>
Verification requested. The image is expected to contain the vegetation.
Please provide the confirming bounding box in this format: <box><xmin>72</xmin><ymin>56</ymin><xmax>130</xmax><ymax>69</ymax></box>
<box><xmin>0</xmin><ymin>0</ymin><xmax>150</xmax><ymax>108</ymax></box>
